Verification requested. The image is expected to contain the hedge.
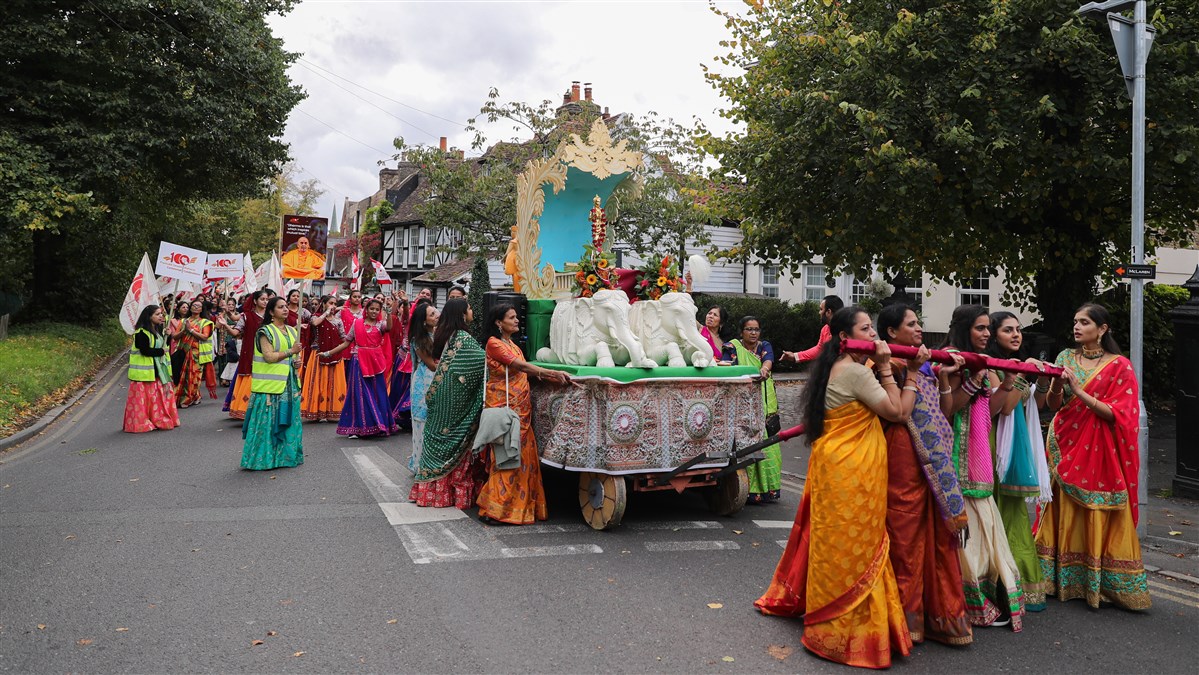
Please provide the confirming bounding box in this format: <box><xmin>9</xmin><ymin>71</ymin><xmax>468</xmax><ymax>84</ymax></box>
<box><xmin>691</xmin><ymin>293</ymin><xmax>823</xmax><ymax>371</ymax></box>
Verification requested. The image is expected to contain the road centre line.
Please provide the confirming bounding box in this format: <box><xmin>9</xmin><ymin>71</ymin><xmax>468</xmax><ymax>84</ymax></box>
<box><xmin>1148</xmin><ymin>579</ymin><xmax>1199</xmax><ymax>602</ymax></box>
<box><xmin>1148</xmin><ymin>586</ymin><xmax>1199</xmax><ymax>608</ymax></box>
<box><xmin>753</xmin><ymin>520</ymin><xmax>795</xmax><ymax>529</ymax></box>
<box><xmin>627</xmin><ymin>520</ymin><xmax>723</xmax><ymax>530</ymax></box>
<box><xmin>645</xmin><ymin>540</ymin><xmax>740</xmax><ymax>552</ymax></box>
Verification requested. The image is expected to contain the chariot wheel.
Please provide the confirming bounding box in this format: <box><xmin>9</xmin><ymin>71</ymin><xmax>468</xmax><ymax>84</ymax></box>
<box><xmin>705</xmin><ymin>469</ymin><xmax>749</xmax><ymax>516</ymax></box>
<box><xmin>578</xmin><ymin>472</ymin><xmax>627</xmax><ymax>530</ymax></box>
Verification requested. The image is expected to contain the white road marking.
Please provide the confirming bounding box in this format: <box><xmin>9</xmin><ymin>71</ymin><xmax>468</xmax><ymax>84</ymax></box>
<box><xmin>776</xmin><ymin>540</ymin><xmax>789</xmax><ymax>548</ymax></box>
<box><xmin>753</xmin><ymin>520</ymin><xmax>794</xmax><ymax>529</ymax></box>
<box><xmin>1148</xmin><ymin>579</ymin><xmax>1199</xmax><ymax>600</ymax></box>
<box><xmin>500</xmin><ymin>544</ymin><xmax>604</xmax><ymax>558</ymax></box>
<box><xmin>645</xmin><ymin>540</ymin><xmax>740</xmax><ymax>552</ymax></box>
<box><xmin>491</xmin><ymin>523</ymin><xmax>591</xmax><ymax>535</ymax></box>
<box><xmin>379</xmin><ymin>501</ymin><xmax>467</xmax><ymax>526</ymax></box>
<box><xmin>628</xmin><ymin>520</ymin><xmax>723</xmax><ymax>530</ymax></box>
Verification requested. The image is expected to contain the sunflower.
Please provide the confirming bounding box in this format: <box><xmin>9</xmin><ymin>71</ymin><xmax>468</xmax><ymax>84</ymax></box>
<box><xmin>657</xmin><ymin>276</ymin><xmax>668</xmax><ymax>287</ymax></box>
<box><xmin>586</xmin><ymin>274</ymin><xmax>598</xmax><ymax>286</ymax></box>
<box><xmin>596</xmin><ymin>258</ymin><xmax>609</xmax><ymax>269</ymax></box>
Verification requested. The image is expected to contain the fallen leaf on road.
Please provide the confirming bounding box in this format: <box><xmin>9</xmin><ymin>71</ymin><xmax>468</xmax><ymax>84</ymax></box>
<box><xmin>1173</xmin><ymin>553</ymin><xmax>1186</xmax><ymax>558</ymax></box>
<box><xmin>722</xmin><ymin>656</ymin><xmax>735</xmax><ymax>662</ymax></box>
<box><xmin>293</xmin><ymin>651</ymin><xmax>306</xmax><ymax>657</ymax></box>
<box><xmin>1181</xmin><ymin>520</ymin><xmax>1193</xmax><ymax>526</ymax></box>
<box><xmin>767</xmin><ymin>644</ymin><xmax>793</xmax><ymax>661</ymax></box>
<box><xmin>147</xmin><ymin>604</ymin><xmax>157</xmax><ymax>609</ymax></box>
<box><xmin>251</xmin><ymin>640</ymin><xmax>265</xmax><ymax>646</ymax></box>
<box><xmin>129</xmin><ymin>478</ymin><xmax>139</xmax><ymax>482</ymax></box>
<box><xmin>707</xmin><ymin>602</ymin><xmax>723</xmax><ymax>609</ymax></box>
<box><xmin>733</xmin><ymin>530</ymin><xmax>744</xmax><ymax>535</ymax></box>
<box><xmin>115</xmin><ymin>627</ymin><xmax>129</xmax><ymax>632</ymax></box>
<box><xmin>37</xmin><ymin>624</ymin><xmax>46</xmax><ymax>630</ymax></box>
<box><xmin>2</xmin><ymin>485</ymin><xmax>9</xmax><ymax>488</ymax></box>
<box><xmin>387</xmin><ymin>619</ymin><xmax>398</xmax><ymax>624</ymax></box>
<box><xmin>77</xmin><ymin>639</ymin><xmax>92</xmax><ymax>646</ymax></box>
<box><xmin>1169</xmin><ymin>531</ymin><xmax>1183</xmax><ymax>536</ymax></box>
<box><xmin>280</xmin><ymin>599</ymin><xmax>293</xmax><ymax>606</ymax></box>
<box><xmin>751</xmin><ymin>542</ymin><xmax>761</xmax><ymax>547</ymax></box>
<box><xmin>266</xmin><ymin>630</ymin><xmax>278</xmax><ymax>636</ymax></box>
<box><xmin>191</xmin><ymin>548</ymin><xmax>201</xmax><ymax>552</ymax></box>
<box><xmin>270</xmin><ymin>476</ymin><xmax>277</xmax><ymax>480</ymax></box>
<box><xmin>64</xmin><ymin>535</ymin><xmax>75</xmax><ymax>540</ymax></box>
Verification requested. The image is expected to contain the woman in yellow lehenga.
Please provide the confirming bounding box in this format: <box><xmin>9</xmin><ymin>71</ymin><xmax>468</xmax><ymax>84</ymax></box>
<box><xmin>1036</xmin><ymin>303</ymin><xmax>1150</xmax><ymax>610</ymax></box>
<box><xmin>756</xmin><ymin>306</ymin><xmax>922</xmax><ymax>669</ymax></box>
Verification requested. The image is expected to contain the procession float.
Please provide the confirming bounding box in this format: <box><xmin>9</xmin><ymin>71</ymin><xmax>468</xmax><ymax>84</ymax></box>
<box><xmin>503</xmin><ymin>118</ymin><xmax>769</xmax><ymax>529</ymax></box>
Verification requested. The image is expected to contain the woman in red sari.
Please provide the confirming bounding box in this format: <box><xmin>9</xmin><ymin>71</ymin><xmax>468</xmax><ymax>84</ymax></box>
<box><xmin>221</xmin><ymin>290</ymin><xmax>271</xmax><ymax>420</ymax></box>
<box><xmin>756</xmin><ymin>306</ymin><xmax>917</xmax><ymax>669</ymax></box>
<box><xmin>1035</xmin><ymin>303</ymin><xmax>1150</xmax><ymax>610</ymax></box>
<box><xmin>876</xmin><ymin>304</ymin><xmax>972</xmax><ymax>646</ymax></box>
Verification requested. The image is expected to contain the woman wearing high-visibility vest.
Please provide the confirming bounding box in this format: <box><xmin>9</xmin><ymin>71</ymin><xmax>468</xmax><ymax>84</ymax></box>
<box><xmin>123</xmin><ymin>305</ymin><xmax>180</xmax><ymax>433</ymax></box>
<box><xmin>241</xmin><ymin>296</ymin><xmax>305</xmax><ymax>470</ymax></box>
<box><xmin>176</xmin><ymin>299</ymin><xmax>217</xmax><ymax>408</ymax></box>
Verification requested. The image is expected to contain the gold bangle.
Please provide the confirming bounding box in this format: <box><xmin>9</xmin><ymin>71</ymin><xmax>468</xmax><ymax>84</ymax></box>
<box><xmin>882</xmin><ymin>380</ymin><xmax>898</xmax><ymax>387</ymax></box>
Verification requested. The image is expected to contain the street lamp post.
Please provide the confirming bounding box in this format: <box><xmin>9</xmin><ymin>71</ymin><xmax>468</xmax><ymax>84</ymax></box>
<box><xmin>1077</xmin><ymin>0</ymin><xmax>1156</xmax><ymax>536</ymax></box>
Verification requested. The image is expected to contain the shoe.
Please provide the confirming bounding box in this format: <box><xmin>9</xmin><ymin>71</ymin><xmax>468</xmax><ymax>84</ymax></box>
<box><xmin>990</xmin><ymin>617</ymin><xmax>1011</xmax><ymax>627</ymax></box>
<box><xmin>348</xmin><ymin>434</ymin><xmax>359</xmax><ymax>439</ymax></box>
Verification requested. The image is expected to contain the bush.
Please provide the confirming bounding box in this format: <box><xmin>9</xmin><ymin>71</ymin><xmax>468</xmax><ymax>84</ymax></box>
<box><xmin>691</xmin><ymin>293</ymin><xmax>822</xmax><ymax>370</ymax></box>
<box><xmin>1093</xmin><ymin>283</ymin><xmax>1189</xmax><ymax>410</ymax></box>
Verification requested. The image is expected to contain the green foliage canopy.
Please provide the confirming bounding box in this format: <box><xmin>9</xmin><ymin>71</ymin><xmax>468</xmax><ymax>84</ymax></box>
<box><xmin>704</xmin><ymin>0</ymin><xmax>1199</xmax><ymax>336</ymax></box>
<box><xmin>0</xmin><ymin>0</ymin><xmax>304</xmax><ymax>322</ymax></box>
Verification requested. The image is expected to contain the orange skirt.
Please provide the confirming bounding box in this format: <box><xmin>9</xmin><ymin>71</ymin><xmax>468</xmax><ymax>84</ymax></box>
<box><xmin>226</xmin><ymin>374</ymin><xmax>253</xmax><ymax>420</ymax></box>
<box><xmin>301</xmin><ymin>352</ymin><xmax>347</xmax><ymax>422</ymax></box>
<box><xmin>476</xmin><ymin>415</ymin><xmax>548</xmax><ymax>524</ymax></box>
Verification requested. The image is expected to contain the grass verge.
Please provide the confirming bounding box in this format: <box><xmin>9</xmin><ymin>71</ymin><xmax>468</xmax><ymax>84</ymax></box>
<box><xmin>0</xmin><ymin>320</ymin><xmax>129</xmax><ymax>434</ymax></box>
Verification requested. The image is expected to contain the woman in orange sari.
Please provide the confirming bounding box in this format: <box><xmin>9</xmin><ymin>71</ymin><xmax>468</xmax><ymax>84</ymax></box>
<box><xmin>1036</xmin><ymin>303</ymin><xmax>1150</xmax><ymax>610</ymax></box>
<box><xmin>476</xmin><ymin>304</ymin><xmax>571</xmax><ymax>524</ymax></box>
<box><xmin>876</xmin><ymin>304</ymin><xmax>972</xmax><ymax>647</ymax></box>
<box><xmin>756</xmin><ymin>306</ymin><xmax>919</xmax><ymax>669</ymax></box>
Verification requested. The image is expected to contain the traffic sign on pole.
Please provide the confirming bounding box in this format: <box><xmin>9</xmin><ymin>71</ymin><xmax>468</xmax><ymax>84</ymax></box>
<box><xmin>1114</xmin><ymin>263</ymin><xmax>1156</xmax><ymax>279</ymax></box>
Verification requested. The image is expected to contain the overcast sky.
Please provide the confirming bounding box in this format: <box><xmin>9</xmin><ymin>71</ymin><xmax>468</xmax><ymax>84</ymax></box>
<box><xmin>267</xmin><ymin>0</ymin><xmax>746</xmax><ymax>224</ymax></box>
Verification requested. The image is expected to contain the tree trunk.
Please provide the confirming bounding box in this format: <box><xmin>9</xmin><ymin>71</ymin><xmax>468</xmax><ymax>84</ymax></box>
<box><xmin>1034</xmin><ymin>254</ymin><xmax>1101</xmax><ymax>346</ymax></box>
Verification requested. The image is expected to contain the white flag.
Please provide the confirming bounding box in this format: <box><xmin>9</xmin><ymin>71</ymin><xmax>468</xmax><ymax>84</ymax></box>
<box><xmin>268</xmin><ymin>251</ymin><xmax>285</xmax><ymax>294</ymax></box>
<box><xmin>154</xmin><ymin>241</ymin><xmax>206</xmax><ymax>284</ymax></box>
<box><xmin>351</xmin><ymin>251</ymin><xmax>362</xmax><ymax>291</ymax></box>
<box><xmin>119</xmin><ymin>253</ymin><xmax>161</xmax><ymax>335</ymax></box>
<box><xmin>370</xmin><ymin>258</ymin><xmax>392</xmax><ymax>286</ymax></box>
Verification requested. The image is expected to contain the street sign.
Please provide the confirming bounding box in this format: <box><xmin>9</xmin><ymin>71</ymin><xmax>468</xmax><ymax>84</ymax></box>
<box><xmin>1115</xmin><ymin>263</ymin><xmax>1156</xmax><ymax>279</ymax></box>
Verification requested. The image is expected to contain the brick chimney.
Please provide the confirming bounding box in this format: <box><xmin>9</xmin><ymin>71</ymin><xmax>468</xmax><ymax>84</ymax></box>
<box><xmin>584</xmin><ymin>83</ymin><xmax>592</xmax><ymax>102</ymax></box>
<box><xmin>439</xmin><ymin>136</ymin><xmax>447</xmax><ymax>152</ymax></box>
<box><xmin>571</xmin><ymin>81</ymin><xmax>580</xmax><ymax>102</ymax></box>
<box><xmin>602</xmin><ymin>106</ymin><xmax>610</xmax><ymax>120</ymax></box>
<box><xmin>563</xmin><ymin>90</ymin><xmax>571</xmax><ymax>105</ymax></box>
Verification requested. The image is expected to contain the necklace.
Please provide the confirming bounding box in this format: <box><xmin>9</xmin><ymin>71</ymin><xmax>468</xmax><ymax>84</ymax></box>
<box><xmin>1080</xmin><ymin>346</ymin><xmax>1104</xmax><ymax>360</ymax></box>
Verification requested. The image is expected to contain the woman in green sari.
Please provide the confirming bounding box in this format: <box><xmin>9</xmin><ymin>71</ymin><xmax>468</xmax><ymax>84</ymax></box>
<box><xmin>409</xmin><ymin>299</ymin><xmax>488</xmax><ymax>509</ymax></box>
<box><xmin>241</xmin><ymin>297</ymin><xmax>304</xmax><ymax>471</ymax></box>
<box><xmin>722</xmin><ymin>316</ymin><xmax>780</xmax><ymax>504</ymax></box>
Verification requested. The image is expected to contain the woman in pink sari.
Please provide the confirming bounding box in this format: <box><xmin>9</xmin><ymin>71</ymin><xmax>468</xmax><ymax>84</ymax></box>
<box><xmin>1036</xmin><ymin>303</ymin><xmax>1150</xmax><ymax>610</ymax></box>
<box><xmin>323</xmin><ymin>298</ymin><xmax>397</xmax><ymax>438</ymax></box>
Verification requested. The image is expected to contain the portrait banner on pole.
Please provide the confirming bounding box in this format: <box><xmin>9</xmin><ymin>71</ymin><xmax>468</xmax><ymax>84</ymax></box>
<box><xmin>205</xmin><ymin>253</ymin><xmax>243</xmax><ymax>278</ymax></box>
<box><xmin>280</xmin><ymin>215</ymin><xmax>329</xmax><ymax>280</ymax></box>
<box><xmin>155</xmin><ymin>241</ymin><xmax>206</xmax><ymax>284</ymax></box>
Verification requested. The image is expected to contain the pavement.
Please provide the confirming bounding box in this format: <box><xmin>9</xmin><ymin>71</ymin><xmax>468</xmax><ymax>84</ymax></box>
<box><xmin>0</xmin><ymin>366</ymin><xmax>1195</xmax><ymax>672</ymax></box>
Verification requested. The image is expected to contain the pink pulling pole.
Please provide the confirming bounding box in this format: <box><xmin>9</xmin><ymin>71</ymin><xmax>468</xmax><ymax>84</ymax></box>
<box><xmin>839</xmin><ymin>339</ymin><xmax>1064</xmax><ymax>378</ymax></box>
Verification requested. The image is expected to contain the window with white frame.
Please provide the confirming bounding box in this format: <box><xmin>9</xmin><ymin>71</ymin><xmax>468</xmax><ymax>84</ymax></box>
<box><xmin>761</xmin><ymin>265</ymin><xmax>779</xmax><ymax>298</ymax></box>
<box><xmin>804</xmin><ymin>264</ymin><xmax>835</xmax><ymax>302</ymax></box>
<box><xmin>959</xmin><ymin>272</ymin><xmax>991</xmax><ymax>307</ymax></box>
<box><xmin>901</xmin><ymin>267</ymin><xmax>924</xmax><ymax>312</ymax></box>
<box><xmin>851</xmin><ymin>277</ymin><xmax>869</xmax><ymax>304</ymax></box>
<box><xmin>400</xmin><ymin>228</ymin><xmax>410</xmax><ymax>268</ymax></box>
<box><xmin>407</xmin><ymin>226</ymin><xmax>419</xmax><ymax>266</ymax></box>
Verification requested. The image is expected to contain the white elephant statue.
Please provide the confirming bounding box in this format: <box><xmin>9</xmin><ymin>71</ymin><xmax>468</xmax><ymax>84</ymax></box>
<box><xmin>535</xmin><ymin>289</ymin><xmax>657</xmax><ymax>368</ymax></box>
<box><xmin>628</xmin><ymin>292</ymin><xmax>715</xmax><ymax>368</ymax></box>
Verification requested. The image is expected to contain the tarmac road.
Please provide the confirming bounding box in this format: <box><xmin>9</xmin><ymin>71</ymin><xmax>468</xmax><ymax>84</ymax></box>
<box><xmin>0</xmin><ymin>367</ymin><xmax>1196</xmax><ymax>673</ymax></box>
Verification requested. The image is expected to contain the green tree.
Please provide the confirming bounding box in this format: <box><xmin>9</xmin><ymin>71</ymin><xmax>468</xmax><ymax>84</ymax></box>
<box><xmin>392</xmin><ymin>89</ymin><xmax>718</xmax><ymax>263</ymax></box>
<box><xmin>0</xmin><ymin>0</ymin><xmax>304</xmax><ymax>322</ymax></box>
<box><xmin>705</xmin><ymin>0</ymin><xmax>1199</xmax><ymax>337</ymax></box>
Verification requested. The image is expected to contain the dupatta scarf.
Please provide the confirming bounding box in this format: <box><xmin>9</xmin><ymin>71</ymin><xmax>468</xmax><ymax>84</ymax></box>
<box><xmin>906</xmin><ymin>363</ymin><xmax>970</xmax><ymax>541</ymax></box>
<box><xmin>728</xmin><ymin>339</ymin><xmax>777</xmax><ymax>416</ymax></box>
<box><xmin>413</xmin><ymin>330</ymin><xmax>486</xmax><ymax>482</ymax></box>
<box><xmin>1049</xmin><ymin>350</ymin><xmax>1141</xmax><ymax>524</ymax></box>
<box><xmin>350</xmin><ymin>318</ymin><xmax>392</xmax><ymax>378</ymax></box>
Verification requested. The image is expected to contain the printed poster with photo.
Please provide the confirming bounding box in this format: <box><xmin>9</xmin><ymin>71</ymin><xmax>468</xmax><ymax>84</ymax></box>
<box><xmin>280</xmin><ymin>215</ymin><xmax>328</xmax><ymax>280</ymax></box>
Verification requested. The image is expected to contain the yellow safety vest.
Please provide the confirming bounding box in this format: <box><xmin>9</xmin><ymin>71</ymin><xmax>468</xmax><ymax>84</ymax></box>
<box><xmin>196</xmin><ymin>319</ymin><xmax>215</xmax><ymax>364</ymax></box>
<box><xmin>251</xmin><ymin>323</ymin><xmax>298</xmax><ymax>394</ymax></box>
<box><xmin>128</xmin><ymin>328</ymin><xmax>167</xmax><ymax>382</ymax></box>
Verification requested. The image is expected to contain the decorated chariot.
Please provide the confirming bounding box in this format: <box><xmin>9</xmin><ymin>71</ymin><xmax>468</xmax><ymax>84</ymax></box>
<box><xmin>504</xmin><ymin>119</ymin><xmax>770</xmax><ymax>529</ymax></box>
